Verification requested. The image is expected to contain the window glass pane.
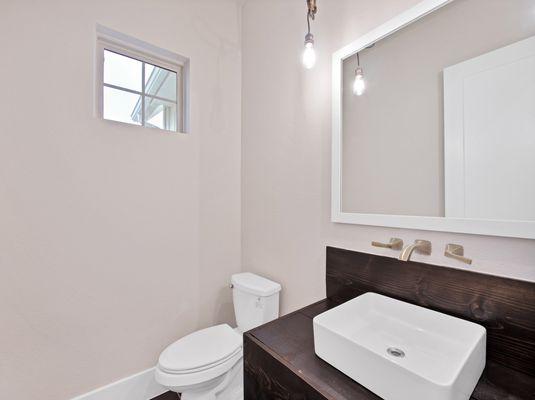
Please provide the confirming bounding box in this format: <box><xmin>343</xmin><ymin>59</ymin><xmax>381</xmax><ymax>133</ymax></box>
<box><xmin>144</xmin><ymin>97</ymin><xmax>177</xmax><ymax>131</ymax></box>
<box><xmin>103</xmin><ymin>86</ymin><xmax>142</xmax><ymax>125</ymax></box>
<box><xmin>145</xmin><ymin>63</ymin><xmax>177</xmax><ymax>101</ymax></box>
<box><xmin>104</xmin><ymin>50</ymin><xmax>142</xmax><ymax>91</ymax></box>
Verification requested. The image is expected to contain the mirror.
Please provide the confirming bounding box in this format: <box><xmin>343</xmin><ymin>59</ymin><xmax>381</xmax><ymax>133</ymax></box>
<box><xmin>332</xmin><ymin>0</ymin><xmax>535</xmax><ymax>239</ymax></box>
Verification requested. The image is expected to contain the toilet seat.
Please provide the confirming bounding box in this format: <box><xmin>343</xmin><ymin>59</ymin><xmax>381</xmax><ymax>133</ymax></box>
<box><xmin>155</xmin><ymin>324</ymin><xmax>243</xmax><ymax>387</ymax></box>
<box><xmin>159</xmin><ymin>347</ymin><xmax>242</xmax><ymax>375</ymax></box>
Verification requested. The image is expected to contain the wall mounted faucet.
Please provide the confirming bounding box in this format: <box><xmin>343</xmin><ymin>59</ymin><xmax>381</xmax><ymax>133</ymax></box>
<box><xmin>399</xmin><ymin>240</ymin><xmax>432</xmax><ymax>261</ymax></box>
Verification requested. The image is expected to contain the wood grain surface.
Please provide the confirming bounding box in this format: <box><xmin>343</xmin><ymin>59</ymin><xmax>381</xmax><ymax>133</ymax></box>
<box><xmin>326</xmin><ymin>247</ymin><xmax>535</xmax><ymax>376</ymax></box>
<box><xmin>244</xmin><ymin>247</ymin><xmax>535</xmax><ymax>400</ymax></box>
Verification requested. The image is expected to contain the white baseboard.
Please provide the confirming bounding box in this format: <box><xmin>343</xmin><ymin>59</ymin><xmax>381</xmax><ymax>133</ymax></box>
<box><xmin>70</xmin><ymin>367</ymin><xmax>168</xmax><ymax>400</ymax></box>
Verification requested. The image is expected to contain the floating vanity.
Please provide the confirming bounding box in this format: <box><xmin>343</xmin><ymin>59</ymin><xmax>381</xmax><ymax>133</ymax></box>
<box><xmin>244</xmin><ymin>248</ymin><xmax>535</xmax><ymax>400</ymax></box>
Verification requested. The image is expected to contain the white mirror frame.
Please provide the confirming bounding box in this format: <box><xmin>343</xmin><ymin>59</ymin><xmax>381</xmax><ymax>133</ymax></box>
<box><xmin>331</xmin><ymin>0</ymin><xmax>535</xmax><ymax>239</ymax></box>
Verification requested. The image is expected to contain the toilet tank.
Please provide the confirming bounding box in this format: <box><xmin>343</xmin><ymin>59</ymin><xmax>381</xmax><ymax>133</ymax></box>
<box><xmin>231</xmin><ymin>272</ymin><xmax>281</xmax><ymax>332</ymax></box>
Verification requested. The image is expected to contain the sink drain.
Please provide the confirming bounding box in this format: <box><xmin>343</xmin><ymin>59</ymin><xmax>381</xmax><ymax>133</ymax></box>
<box><xmin>387</xmin><ymin>347</ymin><xmax>405</xmax><ymax>358</ymax></box>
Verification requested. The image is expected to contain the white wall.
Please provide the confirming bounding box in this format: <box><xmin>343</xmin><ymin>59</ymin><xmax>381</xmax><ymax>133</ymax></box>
<box><xmin>0</xmin><ymin>1</ymin><xmax>241</xmax><ymax>399</ymax></box>
<box><xmin>242</xmin><ymin>0</ymin><xmax>535</xmax><ymax>317</ymax></box>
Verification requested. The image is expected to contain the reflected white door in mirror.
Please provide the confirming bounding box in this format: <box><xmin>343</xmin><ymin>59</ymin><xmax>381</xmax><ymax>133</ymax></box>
<box><xmin>331</xmin><ymin>0</ymin><xmax>535</xmax><ymax>239</ymax></box>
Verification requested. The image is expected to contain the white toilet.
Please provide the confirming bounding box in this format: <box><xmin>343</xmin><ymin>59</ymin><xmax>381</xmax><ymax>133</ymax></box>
<box><xmin>155</xmin><ymin>272</ymin><xmax>281</xmax><ymax>400</ymax></box>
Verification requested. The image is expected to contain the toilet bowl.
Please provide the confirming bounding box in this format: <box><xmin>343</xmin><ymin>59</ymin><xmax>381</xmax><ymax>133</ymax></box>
<box><xmin>155</xmin><ymin>273</ymin><xmax>281</xmax><ymax>400</ymax></box>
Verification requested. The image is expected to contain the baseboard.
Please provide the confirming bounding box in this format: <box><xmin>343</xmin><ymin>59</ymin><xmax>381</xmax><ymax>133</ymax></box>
<box><xmin>70</xmin><ymin>367</ymin><xmax>167</xmax><ymax>400</ymax></box>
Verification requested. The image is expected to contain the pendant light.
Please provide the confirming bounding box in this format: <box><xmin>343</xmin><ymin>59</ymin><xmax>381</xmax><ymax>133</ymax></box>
<box><xmin>353</xmin><ymin>53</ymin><xmax>366</xmax><ymax>96</ymax></box>
<box><xmin>302</xmin><ymin>0</ymin><xmax>318</xmax><ymax>69</ymax></box>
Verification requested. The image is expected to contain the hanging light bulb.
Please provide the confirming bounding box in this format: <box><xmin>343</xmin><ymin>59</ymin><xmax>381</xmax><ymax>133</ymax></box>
<box><xmin>302</xmin><ymin>33</ymin><xmax>316</xmax><ymax>69</ymax></box>
<box><xmin>353</xmin><ymin>66</ymin><xmax>365</xmax><ymax>96</ymax></box>
<box><xmin>302</xmin><ymin>0</ymin><xmax>317</xmax><ymax>69</ymax></box>
<box><xmin>353</xmin><ymin>53</ymin><xmax>366</xmax><ymax>96</ymax></box>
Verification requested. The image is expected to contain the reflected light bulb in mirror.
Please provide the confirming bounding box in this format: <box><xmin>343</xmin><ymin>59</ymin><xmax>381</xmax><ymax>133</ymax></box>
<box><xmin>302</xmin><ymin>34</ymin><xmax>316</xmax><ymax>69</ymax></box>
<box><xmin>353</xmin><ymin>67</ymin><xmax>365</xmax><ymax>96</ymax></box>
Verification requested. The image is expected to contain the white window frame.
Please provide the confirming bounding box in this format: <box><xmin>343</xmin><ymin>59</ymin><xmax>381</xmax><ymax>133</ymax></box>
<box><xmin>95</xmin><ymin>24</ymin><xmax>190</xmax><ymax>133</ymax></box>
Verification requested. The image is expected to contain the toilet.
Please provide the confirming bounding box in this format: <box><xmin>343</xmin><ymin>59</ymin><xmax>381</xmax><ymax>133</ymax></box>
<box><xmin>155</xmin><ymin>272</ymin><xmax>281</xmax><ymax>400</ymax></box>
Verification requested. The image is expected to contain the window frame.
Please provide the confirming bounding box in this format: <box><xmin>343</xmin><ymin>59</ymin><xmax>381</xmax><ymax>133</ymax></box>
<box><xmin>95</xmin><ymin>26</ymin><xmax>189</xmax><ymax>133</ymax></box>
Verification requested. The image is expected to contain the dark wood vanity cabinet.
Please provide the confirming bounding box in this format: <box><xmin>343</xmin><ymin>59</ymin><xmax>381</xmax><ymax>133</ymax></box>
<box><xmin>244</xmin><ymin>247</ymin><xmax>535</xmax><ymax>400</ymax></box>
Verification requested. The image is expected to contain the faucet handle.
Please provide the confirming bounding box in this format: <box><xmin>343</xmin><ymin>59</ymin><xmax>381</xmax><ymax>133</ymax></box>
<box><xmin>444</xmin><ymin>244</ymin><xmax>472</xmax><ymax>265</ymax></box>
<box><xmin>413</xmin><ymin>239</ymin><xmax>432</xmax><ymax>255</ymax></box>
<box><xmin>371</xmin><ymin>238</ymin><xmax>404</xmax><ymax>250</ymax></box>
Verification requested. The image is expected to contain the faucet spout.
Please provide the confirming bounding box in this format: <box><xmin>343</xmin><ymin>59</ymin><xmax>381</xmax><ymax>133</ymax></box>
<box><xmin>399</xmin><ymin>240</ymin><xmax>432</xmax><ymax>261</ymax></box>
<box><xmin>399</xmin><ymin>244</ymin><xmax>418</xmax><ymax>261</ymax></box>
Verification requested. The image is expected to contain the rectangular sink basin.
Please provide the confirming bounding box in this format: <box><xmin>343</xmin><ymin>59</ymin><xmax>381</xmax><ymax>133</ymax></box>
<box><xmin>313</xmin><ymin>293</ymin><xmax>486</xmax><ymax>400</ymax></box>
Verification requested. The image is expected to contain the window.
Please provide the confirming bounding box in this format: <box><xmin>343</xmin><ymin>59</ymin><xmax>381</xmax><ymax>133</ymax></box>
<box><xmin>96</xmin><ymin>25</ymin><xmax>189</xmax><ymax>133</ymax></box>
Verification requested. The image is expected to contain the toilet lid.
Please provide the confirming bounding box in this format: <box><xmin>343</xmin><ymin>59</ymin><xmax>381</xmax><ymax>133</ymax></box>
<box><xmin>158</xmin><ymin>324</ymin><xmax>242</xmax><ymax>374</ymax></box>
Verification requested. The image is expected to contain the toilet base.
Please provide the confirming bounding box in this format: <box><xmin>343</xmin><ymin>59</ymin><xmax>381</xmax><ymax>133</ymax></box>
<box><xmin>167</xmin><ymin>358</ymin><xmax>243</xmax><ymax>400</ymax></box>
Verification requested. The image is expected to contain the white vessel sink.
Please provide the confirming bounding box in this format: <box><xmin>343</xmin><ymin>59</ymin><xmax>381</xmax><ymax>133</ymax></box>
<box><xmin>313</xmin><ymin>293</ymin><xmax>486</xmax><ymax>400</ymax></box>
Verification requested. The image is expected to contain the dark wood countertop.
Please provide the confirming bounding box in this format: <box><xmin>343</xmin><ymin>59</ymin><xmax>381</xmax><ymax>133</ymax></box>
<box><xmin>244</xmin><ymin>247</ymin><xmax>535</xmax><ymax>400</ymax></box>
<box><xmin>244</xmin><ymin>298</ymin><xmax>535</xmax><ymax>400</ymax></box>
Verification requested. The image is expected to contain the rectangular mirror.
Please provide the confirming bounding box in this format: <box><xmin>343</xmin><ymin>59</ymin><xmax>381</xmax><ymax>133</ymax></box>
<box><xmin>332</xmin><ymin>0</ymin><xmax>535</xmax><ymax>239</ymax></box>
